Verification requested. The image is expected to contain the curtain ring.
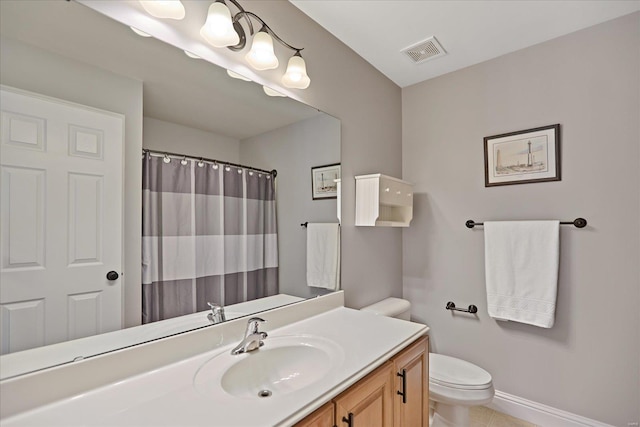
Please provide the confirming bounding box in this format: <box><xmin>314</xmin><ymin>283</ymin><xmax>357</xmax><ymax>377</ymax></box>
<box><xmin>197</xmin><ymin>158</ymin><xmax>205</xmax><ymax>167</ymax></box>
<box><xmin>181</xmin><ymin>156</ymin><xmax>188</xmax><ymax>166</ymax></box>
<box><xmin>163</xmin><ymin>153</ymin><xmax>171</xmax><ymax>164</ymax></box>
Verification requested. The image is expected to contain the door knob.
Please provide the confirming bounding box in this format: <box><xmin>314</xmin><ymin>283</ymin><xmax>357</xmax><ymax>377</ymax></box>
<box><xmin>106</xmin><ymin>271</ymin><xmax>119</xmax><ymax>281</ymax></box>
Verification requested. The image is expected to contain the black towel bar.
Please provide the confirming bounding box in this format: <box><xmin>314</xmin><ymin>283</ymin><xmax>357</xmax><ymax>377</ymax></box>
<box><xmin>465</xmin><ymin>218</ymin><xmax>587</xmax><ymax>229</ymax></box>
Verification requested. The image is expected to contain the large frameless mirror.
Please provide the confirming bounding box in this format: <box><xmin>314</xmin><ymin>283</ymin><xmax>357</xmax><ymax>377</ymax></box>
<box><xmin>0</xmin><ymin>0</ymin><xmax>340</xmax><ymax>379</ymax></box>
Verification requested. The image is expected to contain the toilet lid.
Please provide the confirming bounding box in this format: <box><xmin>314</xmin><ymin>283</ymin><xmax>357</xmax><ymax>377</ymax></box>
<box><xmin>429</xmin><ymin>353</ymin><xmax>492</xmax><ymax>390</ymax></box>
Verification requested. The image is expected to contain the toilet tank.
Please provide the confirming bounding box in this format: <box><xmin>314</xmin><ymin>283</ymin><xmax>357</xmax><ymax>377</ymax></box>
<box><xmin>361</xmin><ymin>297</ymin><xmax>411</xmax><ymax>321</ymax></box>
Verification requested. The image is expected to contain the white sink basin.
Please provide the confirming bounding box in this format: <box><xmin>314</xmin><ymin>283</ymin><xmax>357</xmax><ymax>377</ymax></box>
<box><xmin>194</xmin><ymin>334</ymin><xmax>344</xmax><ymax>399</ymax></box>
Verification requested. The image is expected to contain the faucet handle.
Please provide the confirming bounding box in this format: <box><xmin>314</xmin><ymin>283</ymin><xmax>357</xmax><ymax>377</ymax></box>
<box><xmin>206</xmin><ymin>302</ymin><xmax>226</xmax><ymax>323</ymax></box>
<box><xmin>246</xmin><ymin>317</ymin><xmax>266</xmax><ymax>334</ymax></box>
<box><xmin>207</xmin><ymin>302</ymin><xmax>221</xmax><ymax>310</ymax></box>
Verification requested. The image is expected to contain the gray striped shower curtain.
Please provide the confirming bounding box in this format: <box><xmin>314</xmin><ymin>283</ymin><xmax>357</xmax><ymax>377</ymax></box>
<box><xmin>141</xmin><ymin>153</ymin><xmax>278</xmax><ymax>323</ymax></box>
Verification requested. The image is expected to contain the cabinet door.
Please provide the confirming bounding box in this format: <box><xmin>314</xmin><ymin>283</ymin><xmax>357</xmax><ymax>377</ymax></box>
<box><xmin>294</xmin><ymin>402</ymin><xmax>335</xmax><ymax>427</ymax></box>
<box><xmin>334</xmin><ymin>362</ymin><xmax>394</xmax><ymax>427</ymax></box>
<box><xmin>393</xmin><ymin>336</ymin><xmax>429</xmax><ymax>427</ymax></box>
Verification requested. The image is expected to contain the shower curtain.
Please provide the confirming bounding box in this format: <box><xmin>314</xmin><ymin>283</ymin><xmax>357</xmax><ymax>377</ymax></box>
<box><xmin>141</xmin><ymin>153</ymin><xmax>278</xmax><ymax>323</ymax></box>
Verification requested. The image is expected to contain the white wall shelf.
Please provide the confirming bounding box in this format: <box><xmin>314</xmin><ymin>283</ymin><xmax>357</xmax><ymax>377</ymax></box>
<box><xmin>355</xmin><ymin>174</ymin><xmax>413</xmax><ymax>227</ymax></box>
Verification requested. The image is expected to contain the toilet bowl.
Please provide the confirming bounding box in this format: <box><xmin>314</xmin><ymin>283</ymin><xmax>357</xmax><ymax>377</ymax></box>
<box><xmin>429</xmin><ymin>353</ymin><xmax>494</xmax><ymax>427</ymax></box>
<box><xmin>361</xmin><ymin>298</ymin><xmax>495</xmax><ymax>427</ymax></box>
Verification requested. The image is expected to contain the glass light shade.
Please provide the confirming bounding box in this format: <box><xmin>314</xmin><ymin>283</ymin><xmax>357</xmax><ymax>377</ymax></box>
<box><xmin>227</xmin><ymin>70</ymin><xmax>252</xmax><ymax>81</ymax></box>
<box><xmin>200</xmin><ymin>2</ymin><xmax>240</xmax><ymax>47</ymax></box>
<box><xmin>139</xmin><ymin>1</ymin><xmax>186</xmax><ymax>20</ymax></box>
<box><xmin>263</xmin><ymin>86</ymin><xmax>286</xmax><ymax>97</ymax></box>
<box><xmin>130</xmin><ymin>26</ymin><xmax>152</xmax><ymax>37</ymax></box>
<box><xmin>282</xmin><ymin>54</ymin><xmax>310</xmax><ymax>89</ymax></box>
<box><xmin>245</xmin><ymin>31</ymin><xmax>279</xmax><ymax>70</ymax></box>
<box><xmin>184</xmin><ymin>50</ymin><xmax>201</xmax><ymax>59</ymax></box>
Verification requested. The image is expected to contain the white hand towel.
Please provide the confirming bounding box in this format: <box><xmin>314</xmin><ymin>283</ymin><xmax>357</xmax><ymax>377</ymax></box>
<box><xmin>484</xmin><ymin>221</ymin><xmax>559</xmax><ymax>328</ymax></box>
<box><xmin>306</xmin><ymin>223</ymin><xmax>341</xmax><ymax>290</ymax></box>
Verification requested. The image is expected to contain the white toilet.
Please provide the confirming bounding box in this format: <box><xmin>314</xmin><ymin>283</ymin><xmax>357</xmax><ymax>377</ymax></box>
<box><xmin>361</xmin><ymin>298</ymin><xmax>495</xmax><ymax>427</ymax></box>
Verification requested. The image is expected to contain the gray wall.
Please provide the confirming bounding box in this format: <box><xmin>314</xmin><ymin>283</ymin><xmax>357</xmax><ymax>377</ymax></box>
<box><xmin>143</xmin><ymin>117</ymin><xmax>240</xmax><ymax>163</ymax></box>
<box><xmin>240</xmin><ymin>114</ymin><xmax>340</xmax><ymax>298</ymax></box>
<box><xmin>402</xmin><ymin>13</ymin><xmax>639</xmax><ymax>426</ymax></box>
<box><xmin>0</xmin><ymin>37</ymin><xmax>144</xmax><ymax>329</ymax></box>
<box><xmin>243</xmin><ymin>1</ymin><xmax>404</xmax><ymax>308</ymax></box>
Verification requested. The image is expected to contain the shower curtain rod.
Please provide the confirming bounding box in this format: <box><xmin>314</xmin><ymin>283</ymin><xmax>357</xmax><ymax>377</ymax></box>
<box><xmin>142</xmin><ymin>148</ymin><xmax>277</xmax><ymax>177</ymax></box>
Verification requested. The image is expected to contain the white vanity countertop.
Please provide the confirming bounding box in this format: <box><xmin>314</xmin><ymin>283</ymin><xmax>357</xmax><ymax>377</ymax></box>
<box><xmin>0</xmin><ymin>294</ymin><xmax>304</xmax><ymax>381</ymax></box>
<box><xmin>2</xmin><ymin>307</ymin><xmax>428</xmax><ymax>426</ymax></box>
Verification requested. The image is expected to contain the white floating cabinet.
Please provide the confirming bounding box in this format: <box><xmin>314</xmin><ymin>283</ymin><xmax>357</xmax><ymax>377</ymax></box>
<box><xmin>355</xmin><ymin>174</ymin><xmax>414</xmax><ymax>227</ymax></box>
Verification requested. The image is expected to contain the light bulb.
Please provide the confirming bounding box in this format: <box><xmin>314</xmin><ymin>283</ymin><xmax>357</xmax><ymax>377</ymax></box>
<box><xmin>245</xmin><ymin>30</ymin><xmax>279</xmax><ymax>70</ymax></box>
<box><xmin>139</xmin><ymin>1</ymin><xmax>185</xmax><ymax>20</ymax></box>
<box><xmin>200</xmin><ymin>1</ymin><xmax>240</xmax><ymax>47</ymax></box>
<box><xmin>282</xmin><ymin>53</ymin><xmax>310</xmax><ymax>89</ymax></box>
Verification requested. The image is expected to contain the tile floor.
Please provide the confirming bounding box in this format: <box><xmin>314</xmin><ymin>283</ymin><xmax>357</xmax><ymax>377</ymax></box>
<box><xmin>470</xmin><ymin>406</ymin><xmax>538</xmax><ymax>427</ymax></box>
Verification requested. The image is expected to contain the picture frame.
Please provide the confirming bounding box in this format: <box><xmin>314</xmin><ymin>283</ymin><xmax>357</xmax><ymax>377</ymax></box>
<box><xmin>311</xmin><ymin>163</ymin><xmax>341</xmax><ymax>200</ymax></box>
<box><xmin>484</xmin><ymin>124</ymin><xmax>560</xmax><ymax>187</ymax></box>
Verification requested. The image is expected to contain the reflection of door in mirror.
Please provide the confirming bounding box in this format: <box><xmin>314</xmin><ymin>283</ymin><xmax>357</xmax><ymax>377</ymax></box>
<box><xmin>0</xmin><ymin>87</ymin><xmax>124</xmax><ymax>355</ymax></box>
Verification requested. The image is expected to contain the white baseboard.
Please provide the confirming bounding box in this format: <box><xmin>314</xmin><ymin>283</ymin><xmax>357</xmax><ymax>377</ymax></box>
<box><xmin>486</xmin><ymin>390</ymin><xmax>614</xmax><ymax>427</ymax></box>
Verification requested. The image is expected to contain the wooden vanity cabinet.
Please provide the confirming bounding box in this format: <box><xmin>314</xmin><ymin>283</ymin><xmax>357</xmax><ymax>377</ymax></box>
<box><xmin>393</xmin><ymin>336</ymin><xmax>429</xmax><ymax>427</ymax></box>
<box><xmin>295</xmin><ymin>402</ymin><xmax>335</xmax><ymax>427</ymax></box>
<box><xmin>294</xmin><ymin>335</ymin><xmax>429</xmax><ymax>427</ymax></box>
<box><xmin>334</xmin><ymin>361</ymin><xmax>394</xmax><ymax>427</ymax></box>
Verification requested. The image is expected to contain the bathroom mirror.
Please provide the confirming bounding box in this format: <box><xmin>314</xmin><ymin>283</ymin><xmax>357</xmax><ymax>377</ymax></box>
<box><xmin>0</xmin><ymin>0</ymin><xmax>340</xmax><ymax>379</ymax></box>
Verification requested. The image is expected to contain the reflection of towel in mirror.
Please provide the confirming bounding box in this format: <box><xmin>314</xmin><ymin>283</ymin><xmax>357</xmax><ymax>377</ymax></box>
<box><xmin>306</xmin><ymin>223</ymin><xmax>341</xmax><ymax>290</ymax></box>
<box><xmin>484</xmin><ymin>221</ymin><xmax>559</xmax><ymax>328</ymax></box>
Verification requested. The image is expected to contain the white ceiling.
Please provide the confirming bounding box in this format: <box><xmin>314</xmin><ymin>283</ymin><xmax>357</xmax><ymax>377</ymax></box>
<box><xmin>290</xmin><ymin>0</ymin><xmax>640</xmax><ymax>88</ymax></box>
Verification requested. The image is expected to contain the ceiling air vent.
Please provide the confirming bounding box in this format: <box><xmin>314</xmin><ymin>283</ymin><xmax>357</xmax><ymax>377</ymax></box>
<box><xmin>401</xmin><ymin>36</ymin><xmax>446</xmax><ymax>64</ymax></box>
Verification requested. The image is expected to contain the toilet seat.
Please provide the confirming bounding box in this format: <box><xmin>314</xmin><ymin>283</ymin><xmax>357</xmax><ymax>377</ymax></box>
<box><xmin>429</xmin><ymin>353</ymin><xmax>492</xmax><ymax>390</ymax></box>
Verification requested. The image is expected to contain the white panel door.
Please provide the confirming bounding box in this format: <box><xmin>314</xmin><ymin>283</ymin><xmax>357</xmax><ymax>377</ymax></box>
<box><xmin>0</xmin><ymin>87</ymin><xmax>123</xmax><ymax>355</ymax></box>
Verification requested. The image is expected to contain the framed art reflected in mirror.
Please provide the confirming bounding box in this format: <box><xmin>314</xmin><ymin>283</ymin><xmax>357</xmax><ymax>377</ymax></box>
<box><xmin>311</xmin><ymin>163</ymin><xmax>341</xmax><ymax>200</ymax></box>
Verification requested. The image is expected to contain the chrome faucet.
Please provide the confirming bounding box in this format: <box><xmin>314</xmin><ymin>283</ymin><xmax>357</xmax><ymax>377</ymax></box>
<box><xmin>230</xmin><ymin>317</ymin><xmax>267</xmax><ymax>355</ymax></box>
<box><xmin>207</xmin><ymin>302</ymin><xmax>226</xmax><ymax>324</ymax></box>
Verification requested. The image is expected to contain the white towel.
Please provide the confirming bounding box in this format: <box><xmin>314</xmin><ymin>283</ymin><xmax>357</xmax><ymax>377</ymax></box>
<box><xmin>484</xmin><ymin>221</ymin><xmax>560</xmax><ymax>328</ymax></box>
<box><xmin>306</xmin><ymin>223</ymin><xmax>341</xmax><ymax>290</ymax></box>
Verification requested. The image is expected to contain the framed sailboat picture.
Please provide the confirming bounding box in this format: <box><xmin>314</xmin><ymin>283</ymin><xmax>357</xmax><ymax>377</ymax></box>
<box><xmin>484</xmin><ymin>124</ymin><xmax>560</xmax><ymax>187</ymax></box>
<box><xmin>311</xmin><ymin>163</ymin><xmax>341</xmax><ymax>199</ymax></box>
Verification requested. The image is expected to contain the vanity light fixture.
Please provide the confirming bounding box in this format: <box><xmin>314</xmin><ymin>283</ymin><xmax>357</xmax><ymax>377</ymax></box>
<box><xmin>200</xmin><ymin>1</ymin><xmax>240</xmax><ymax>47</ymax></box>
<box><xmin>137</xmin><ymin>0</ymin><xmax>311</xmax><ymax>89</ymax></box>
<box><xmin>139</xmin><ymin>0</ymin><xmax>186</xmax><ymax>20</ymax></box>
<box><xmin>130</xmin><ymin>26</ymin><xmax>153</xmax><ymax>37</ymax></box>
<box><xmin>199</xmin><ymin>0</ymin><xmax>310</xmax><ymax>88</ymax></box>
<box><xmin>227</xmin><ymin>69</ymin><xmax>252</xmax><ymax>81</ymax></box>
<box><xmin>245</xmin><ymin>28</ymin><xmax>278</xmax><ymax>70</ymax></box>
<box><xmin>263</xmin><ymin>86</ymin><xmax>286</xmax><ymax>97</ymax></box>
<box><xmin>281</xmin><ymin>51</ymin><xmax>310</xmax><ymax>89</ymax></box>
<box><xmin>184</xmin><ymin>50</ymin><xmax>201</xmax><ymax>59</ymax></box>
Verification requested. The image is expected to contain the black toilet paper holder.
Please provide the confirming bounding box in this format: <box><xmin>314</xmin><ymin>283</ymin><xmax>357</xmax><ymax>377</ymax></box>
<box><xmin>446</xmin><ymin>301</ymin><xmax>478</xmax><ymax>314</ymax></box>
